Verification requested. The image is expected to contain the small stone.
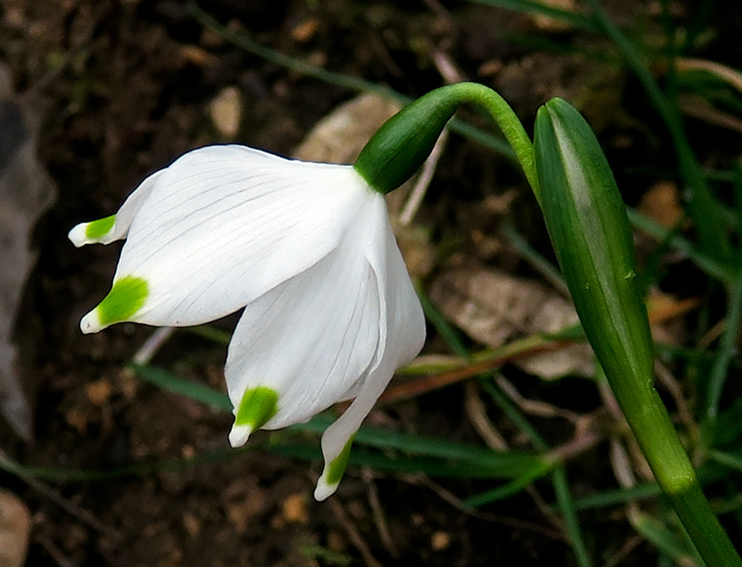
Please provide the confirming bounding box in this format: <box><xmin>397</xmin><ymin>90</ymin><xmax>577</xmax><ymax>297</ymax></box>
<box><xmin>210</xmin><ymin>87</ymin><xmax>242</xmax><ymax>138</ymax></box>
<box><xmin>85</xmin><ymin>378</ymin><xmax>112</xmax><ymax>405</ymax></box>
<box><xmin>281</xmin><ymin>492</ymin><xmax>308</xmax><ymax>524</ymax></box>
<box><xmin>431</xmin><ymin>530</ymin><xmax>451</xmax><ymax>551</ymax></box>
<box><xmin>291</xmin><ymin>18</ymin><xmax>320</xmax><ymax>42</ymax></box>
<box><xmin>182</xmin><ymin>512</ymin><xmax>201</xmax><ymax>538</ymax></box>
<box><xmin>0</xmin><ymin>489</ymin><xmax>30</xmax><ymax>567</ymax></box>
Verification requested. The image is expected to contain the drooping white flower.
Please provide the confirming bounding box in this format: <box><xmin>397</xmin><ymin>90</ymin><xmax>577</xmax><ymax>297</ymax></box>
<box><xmin>69</xmin><ymin>145</ymin><xmax>426</xmax><ymax>500</ymax></box>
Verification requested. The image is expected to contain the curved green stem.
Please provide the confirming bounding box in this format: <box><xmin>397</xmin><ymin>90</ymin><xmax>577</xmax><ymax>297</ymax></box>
<box><xmin>355</xmin><ymin>82</ymin><xmax>539</xmax><ymax>202</ymax></box>
<box><xmin>450</xmin><ymin>83</ymin><xmax>540</xmax><ymax>200</ymax></box>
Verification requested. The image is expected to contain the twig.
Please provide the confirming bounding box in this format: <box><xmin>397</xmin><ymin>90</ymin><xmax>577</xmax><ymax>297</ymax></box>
<box><xmin>398</xmin><ymin>131</ymin><xmax>447</xmax><ymax>226</ymax></box>
<box><xmin>328</xmin><ymin>499</ymin><xmax>383</xmax><ymax>567</ymax></box>
<box><xmin>496</xmin><ymin>374</ymin><xmax>583</xmax><ymax>425</ymax></box>
<box><xmin>601</xmin><ymin>534</ymin><xmax>643</xmax><ymax>567</ymax></box>
<box><xmin>464</xmin><ymin>382</ymin><xmax>508</xmax><ymax>450</ymax></box>
<box><xmin>131</xmin><ymin>326</ymin><xmax>175</xmax><ymax>365</ymax></box>
<box><xmin>654</xmin><ymin>362</ymin><xmax>698</xmax><ymax>441</ymax></box>
<box><xmin>0</xmin><ymin>449</ymin><xmax>119</xmax><ymax>540</ymax></box>
<box><xmin>362</xmin><ymin>469</ymin><xmax>399</xmax><ymax>557</ymax></box>
<box><xmin>404</xmin><ymin>475</ymin><xmax>565</xmax><ymax>541</ymax></box>
<box><xmin>35</xmin><ymin>534</ymin><xmax>76</xmax><ymax>567</ymax></box>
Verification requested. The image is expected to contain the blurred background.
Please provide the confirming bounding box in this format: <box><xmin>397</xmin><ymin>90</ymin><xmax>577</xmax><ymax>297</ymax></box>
<box><xmin>1</xmin><ymin>1</ymin><xmax>741</xmax><ymax>565</ymax></box>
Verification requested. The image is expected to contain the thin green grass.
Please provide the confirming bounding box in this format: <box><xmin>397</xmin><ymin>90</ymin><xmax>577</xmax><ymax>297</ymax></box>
<box><xmin>706</xmin><ymin>272</ymin><xmax>742</xmax><ymax>420</ymax></box>
<box><xmin>631</xmin><ymin>510</ymin><xmax>704</xmax><ymax>567</ymax></box>
<box><xmin>584</xmin><ymin>0</ymin><xmax>733</xmax><ymax>265</ymax></box>
<box><xmin>465</xmin><ymin>0</ymin><xmax>600</xmax><ymax>32</ymax></box>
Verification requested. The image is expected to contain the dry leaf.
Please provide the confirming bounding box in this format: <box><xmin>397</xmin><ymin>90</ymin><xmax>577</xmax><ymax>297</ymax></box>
<box><xmin>531</xmin><ymin>0</ymin><xmax>578</xmax><ymax>31</ymax></box>
<box><xmin>222</xmin><ymin>477</ymin><xmax>267</xmax><ymax>534</ymax></box>
<box><xmin>429</xmin><ymin>262</ymin><xmax>594</xmax><ymax>378</ymax></box>
<box><xmin>0</xmin><ymin>64</ymin><xmax>57</xmax><ymax>440</ymax></box>
<box><xmin>85</xmin><ymin>378</ymin><xmax>113</xmax><ymax>406</ymax></box>
<box><xmin>646</xmin><ymin>289</ymin><xmax>691</xmax><ymax>346</ymax></box>
<box><xmin>292</xmin><ymin>92</ymin><xmax>402</xmax><ymax>164</ymax></box>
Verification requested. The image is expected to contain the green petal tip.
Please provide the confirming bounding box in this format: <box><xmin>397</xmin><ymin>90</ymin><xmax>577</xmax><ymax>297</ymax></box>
<box><xmin>85</xmin><ymin>215</ymin><xmax>117</xmax><ymax>239</ymax></box>
<box><xmin>233</xmin><ymin>386</ymin><xmax>279</xmax><ymax>432</ymax></box>
<box><xmin>314</xmin><ymin>437</ymin><xmax>354</xmax><ymax>501</ymax></box>
<box><xmin>96</xmin><ymin>276</ymin><xmax>149</xmax><ymax>327</ymax></box>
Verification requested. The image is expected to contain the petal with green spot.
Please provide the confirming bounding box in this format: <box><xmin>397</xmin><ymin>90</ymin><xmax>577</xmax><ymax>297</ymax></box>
<box><xmin>234</xmin><ymin>386</ymin><xmax>279</xmax><ymax>429</ymax></box>
<box><xmin>97</xmin><ymin>276</ymin><xmax>149</xmax><ymax>326</ymax></box>
<box><xmin>85</xmin><ymin>215</ymin><xmax>117</xmax><ymax>240</ymax></box>
<box><xmin>315</xmin><ymin>436</ymin><xmax>354</xmax><ymax>500</ymax></box>
<box><xmin>325</xmin><ymin>436</ymin><xmax>354</xmax><ymax>485</ymax></box>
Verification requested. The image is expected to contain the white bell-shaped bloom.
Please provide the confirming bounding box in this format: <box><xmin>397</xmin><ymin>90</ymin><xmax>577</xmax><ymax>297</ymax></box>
<box><xmin>69</xmin><ymin>145</ymin><xmax>426</xmax><ymax>500</ymax></box>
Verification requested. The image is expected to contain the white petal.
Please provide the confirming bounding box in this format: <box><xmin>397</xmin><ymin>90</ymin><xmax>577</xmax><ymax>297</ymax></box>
<box><xmin>225</xmin><ymin>191</ymin><xmax>383</xmax><ymax>438</ymax></box>
<box><xmin>85</xmin><ymin>146</ymin><xmax>371</xmax><ymax>331</ymax></box>
<box><xmin>68</xmin><ymin>170</ymin><xmax>163</xmax><ymax>247</ymax></box>
<box><xmin>315</xmin><ymin>198</ymin><xmax>426</xmax><ymax>500</ymax></box>
<box><xmin>228</xmin><ymin>424</ymin><xmax>252</xmax><ymax>447</ymax></box>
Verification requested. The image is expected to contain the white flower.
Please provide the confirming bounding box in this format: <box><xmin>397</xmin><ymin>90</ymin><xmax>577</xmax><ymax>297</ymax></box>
<box><xmin>69</xmin><ymin>145</ymin><xmax>426</xmax><ymax>500</ymax></box>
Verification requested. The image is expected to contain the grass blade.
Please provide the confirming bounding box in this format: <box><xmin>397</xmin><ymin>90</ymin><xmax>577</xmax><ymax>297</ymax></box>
<box><xmin>706</xmin><ymin>270</ymin><xmax>742</xmax><ymax>419</ymax></box>
<box><xmin>465</xmin><ymin>0</ymin><xmax>599</xmax><ymax>32</ymax></box>
<box><xmin>584</xmin><ymin>0</ymin><xmax>731</xmax><ymax>264</ymax></box>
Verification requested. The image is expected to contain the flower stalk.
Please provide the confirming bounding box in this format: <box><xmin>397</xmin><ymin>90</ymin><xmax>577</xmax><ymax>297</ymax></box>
<box><xmin>355</xmin><ymin>82</ymin><xmax>540</xmax><ymax>202</ymax></box>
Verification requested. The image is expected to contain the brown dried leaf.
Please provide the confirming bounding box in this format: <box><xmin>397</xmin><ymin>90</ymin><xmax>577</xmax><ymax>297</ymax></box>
<box><xmin>429</xmin><ymin>262</ymin><xmax>594</xmax><ymax>379</ymax></box>
<box><xmin>85</xmin><ymin>378</ymin><xmax>113</xmax><ymax>406</ymax></box>
<box><xmin>531</xmin><ymin>0</ymin><xmax>578</xmax><ymax>31</ymax></box>
<box><xmin>292</xmin><ymin>93</ymin><xmax>402</xmax><ymax>165</ymax></box>
<box><xmin>222</xmin><ymin>477</ymin><xmax>267</xmax><ymax>534</ymax></box>
<box><xmin>647</xmin><ymin>289</ymin><xmax>691</xmax><ymax>346</ymax></box>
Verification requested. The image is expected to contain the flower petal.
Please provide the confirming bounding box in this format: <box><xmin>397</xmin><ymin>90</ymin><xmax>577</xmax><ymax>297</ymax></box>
<box><xmin>225</xmin><ymin>191</ymin><xmax>384</xmax><ymax>445</ymax></box>
<box><xmin>81</xmin><ymin>146</ymin><xmax>371</xmax><ymax>332</ymax></box>
<box><xmin>68</xmin><ymin>170</ymin><xmax>163</xmax><ymax>247</ymax></box>
<box><xmin>315</xmin><ymin>198</ymin><xmax>426</xmax><ymax>500</ymax></box>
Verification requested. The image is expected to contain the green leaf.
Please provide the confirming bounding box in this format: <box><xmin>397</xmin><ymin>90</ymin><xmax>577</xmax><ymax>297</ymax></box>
<box><xmin>130</xmin><ymin>363</ymin><xmax>231</xmax><ymax>411</ymax></box>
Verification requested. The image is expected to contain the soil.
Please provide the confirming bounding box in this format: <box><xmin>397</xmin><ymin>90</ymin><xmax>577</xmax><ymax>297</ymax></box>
<box><xmin>1</xmin><ymin>1</ymin><xmax>741</xmax><ymax>566</ymax></box>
